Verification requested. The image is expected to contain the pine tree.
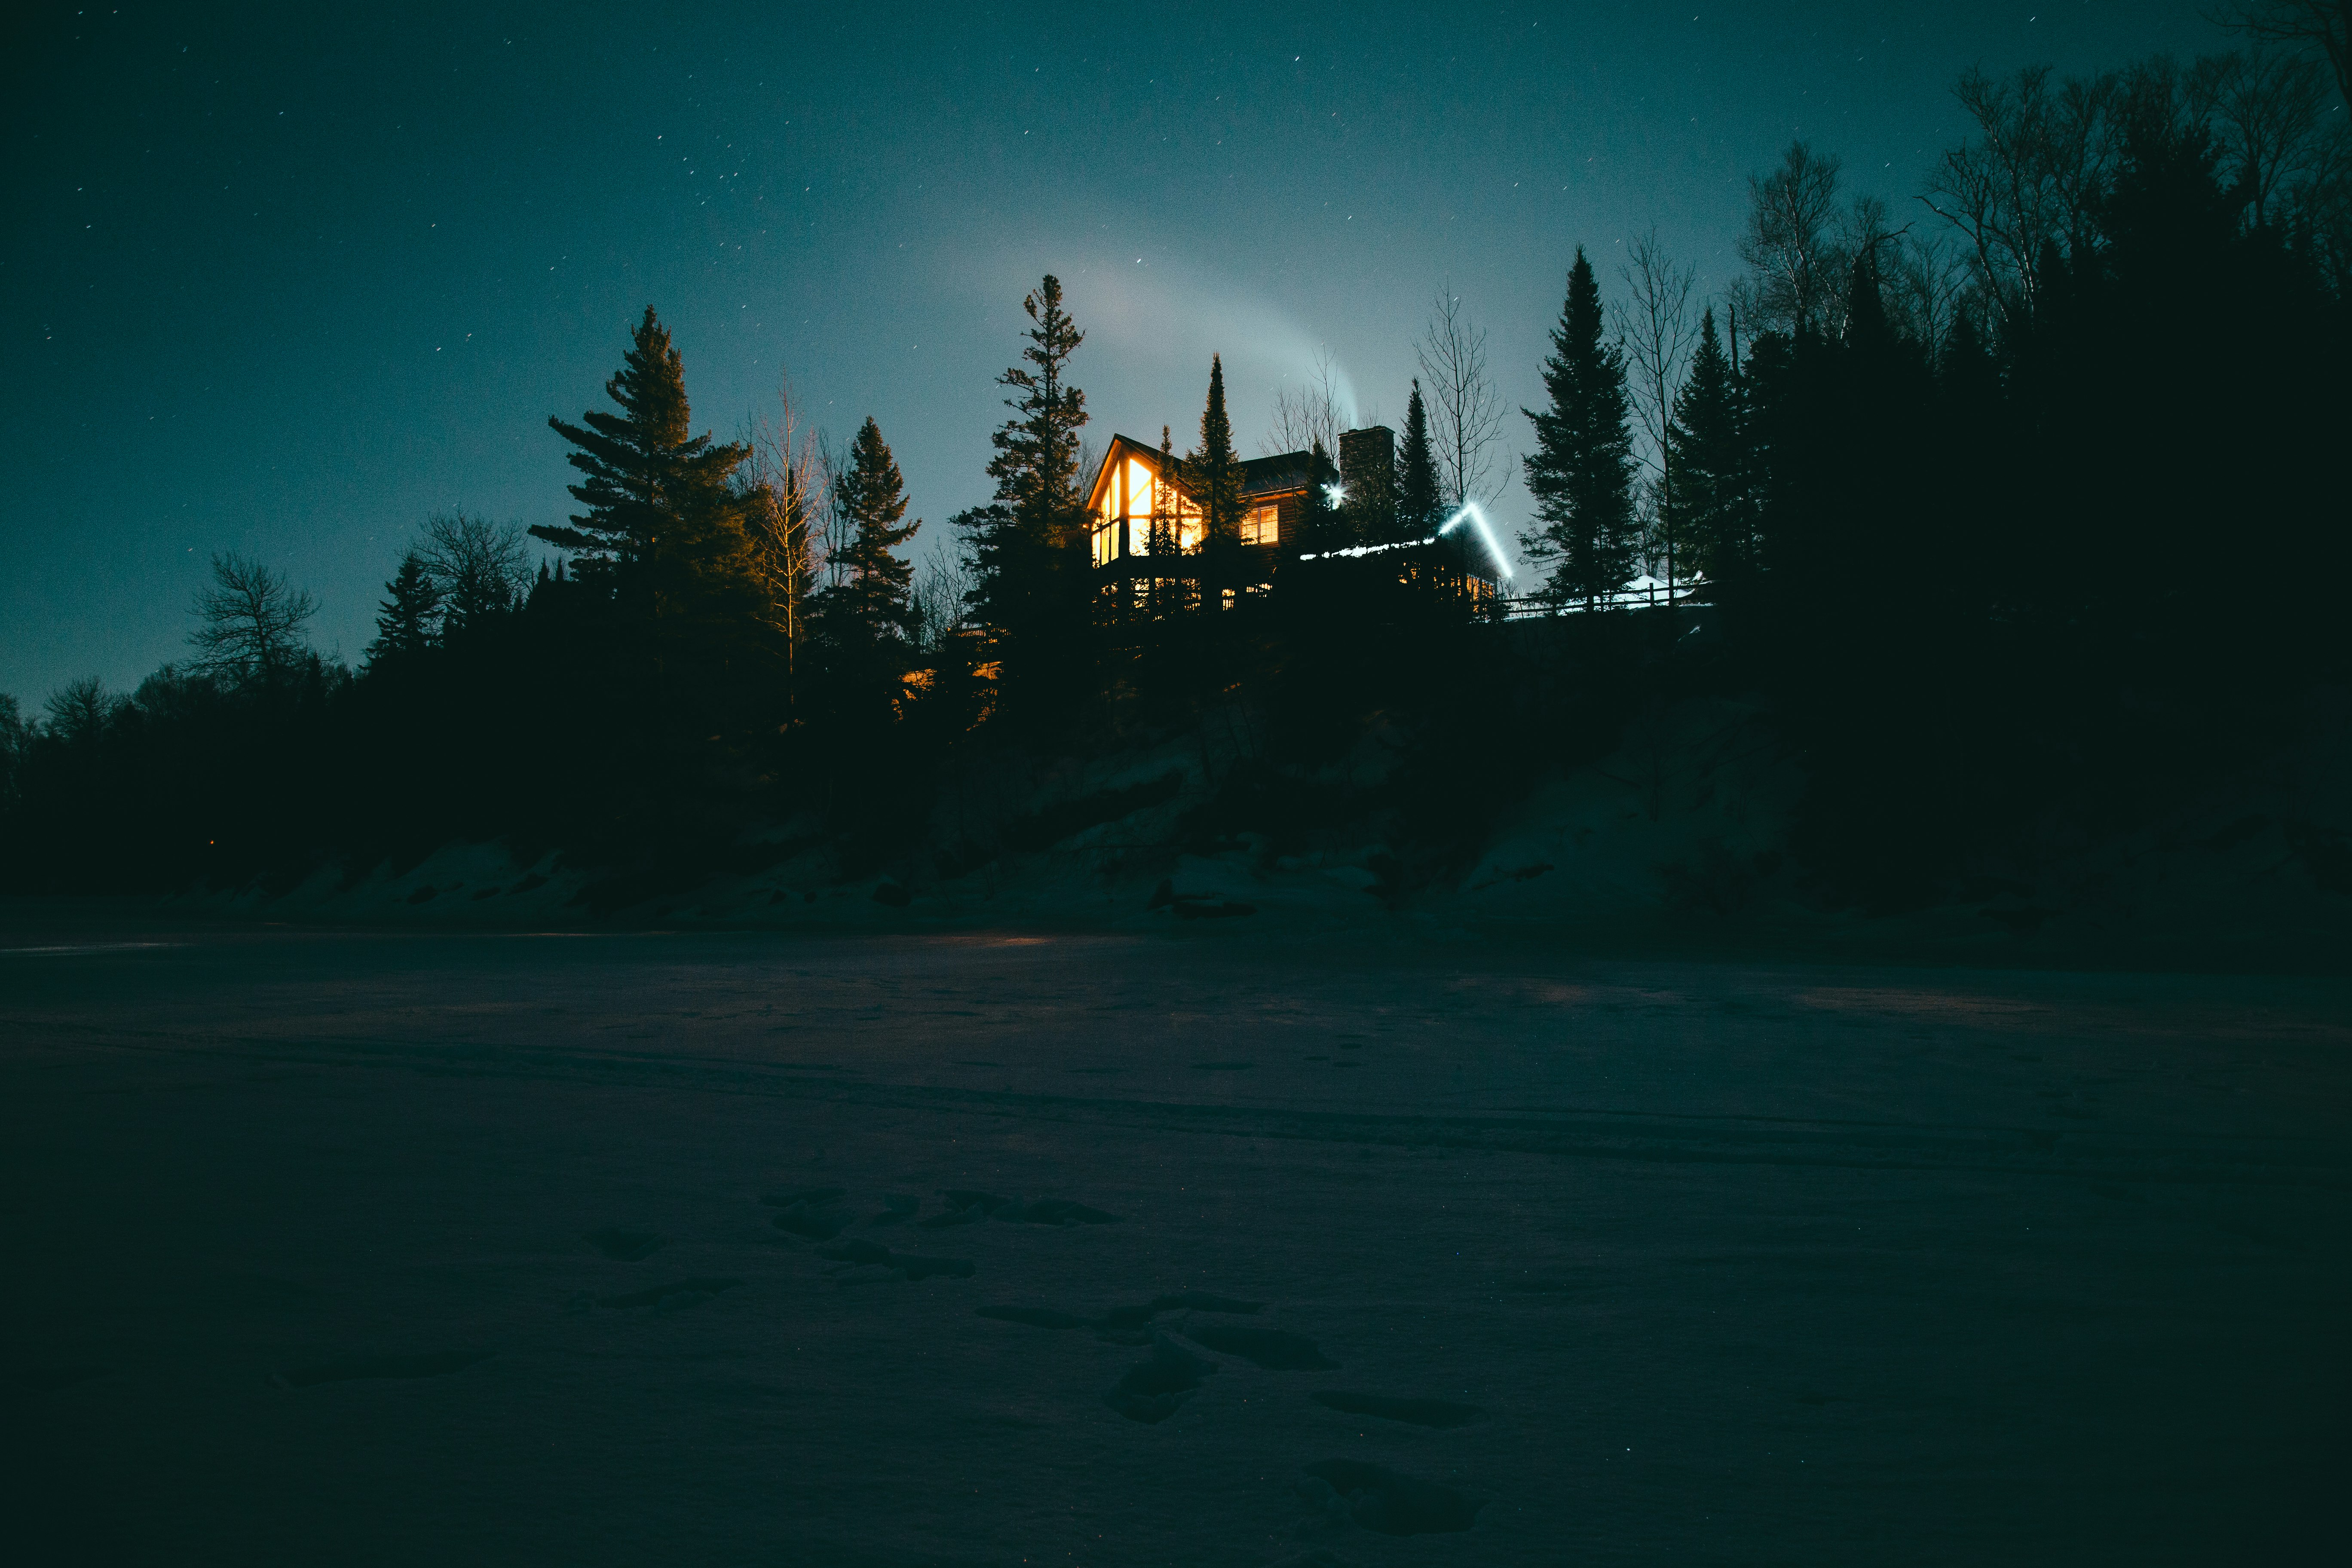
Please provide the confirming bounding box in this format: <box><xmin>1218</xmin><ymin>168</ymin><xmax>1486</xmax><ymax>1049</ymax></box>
<box><xmin>814</xmin><ymin>417</ymin><xmax>920</xmax><ymax>652</ymax></box>
<box><xmin>1521</xmin><ymin>250</ymin><xmax>1638</xmax><ymax>608</ymax></box>
<box><xmin>960</xmin><ymin>277</ymin><xmax>1092</xmax><ymax>720</ymax></box>
<box><xmin>1291</xmin><ymin>442</ymin><xmax>1344</xmax><ymax>556</ymax></box>
<box><xmin>1145</xmin><ymin>424</ymin><xmax>1181</xmax><ymax>618</ymax></box>
<box><xmin>1187</xmin><ymin>355</ymin><xmax>1246</xmax><ymax>547</ymax></box>
<box><xmin>1396</xmin><ymin>380</ymin><xmax>1443</xmax><ymax>541</ymax></box>
<box><xmin>1150</xmin><ymin>426</ymin><xmax>1179</xmax><ymax>557</ymax></box>
<box><xmin>1666</xmin><ymin>308</ymin><xmax>1749</xmax><ymax>588</ymax></box>
<box><xmin>985</xmin><ymin>276</ymin><xmax>1090</xmax><ymax>544</ymax></box>
<box><xmin>535</xmin><ymin>307</ymin><xmax>753</xmax><ymax>620</ymax></box>
<box><xmin>1843</xmin><ymin>249</ymin><xmax>1895</xmax><ymax>358</ymax></box>
<box><xmin>368</xmin><ymin>551</ymin><xmax>442</xmax><ymax>665</ymax></box>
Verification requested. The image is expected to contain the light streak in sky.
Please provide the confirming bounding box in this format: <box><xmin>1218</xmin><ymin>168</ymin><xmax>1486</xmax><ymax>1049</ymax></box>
<box><xmin>1293</xmin><ymin>504</ymin><xmax>1513</xmax><ymax>579</ymax></box>
<box><xmin>1436</xmin><ymin>502</ymin><xmax>1516</xmax><ymax>580</ymax></box>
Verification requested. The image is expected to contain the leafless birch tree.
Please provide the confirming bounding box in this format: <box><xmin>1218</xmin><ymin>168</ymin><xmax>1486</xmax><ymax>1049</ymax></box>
<box><xmin>742</xmin><ymin>373</ymin><xmax>828</xmax><ymax>677</ymax></box>
<box><xmin>1263</xmin><ymin>346</ymin><xmax>1348</xmax><ymax>459</ymax></box>
<box><xmin>1414</xmin><ymin>282</ymin><xmax>1507</xmax><ymax>511</ymax></box>
<box><xmin>1739</xmin><ymin>142</ymin><xmax>1847</xmax><ymax>336</ymax></box>
<box><xmin>1919</xmin><ymin>66</ymin><xmax>2119</xmax><ymax>332</ymax></box>
<box><xmin>1611</xmin><ymin>230</ymin><xmax>1697</xmax><ymax>490</ymax></box>
<box><xmin>1610</xmin><ymin>233</ymin><xmax>1698</xmax><ymax>589</ymax></box>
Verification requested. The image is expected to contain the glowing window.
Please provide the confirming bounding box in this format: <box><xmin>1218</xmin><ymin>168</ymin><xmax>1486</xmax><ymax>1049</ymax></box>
<box><xmin>1241</xmin><ymin>505</ymin><xmax>1279</xmax><ymax>545</ymax></box>
<box><xmin>1176</xmin><ymin>498</ymin><xmax>1203</xmax><ymax>553</ymax></box>
<box><xmin>1125</xmin><ymin>459</ymin><xmax>1155</xmax><ymax>521</ymax></box>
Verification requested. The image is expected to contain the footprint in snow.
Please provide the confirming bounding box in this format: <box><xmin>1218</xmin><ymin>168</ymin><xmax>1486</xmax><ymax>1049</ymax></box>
<box><xmin>1310</xmin><ymin>1390</ymin><xmax>1482</xmax><ymax>1428</ymax></box>
<box><xmin>597</xmin><ymin>1277</ymin><xmax>741</xmax><ymax>1312</ymax></box>
<box><xmin>582</xmin><ymin>1226</ymin><xmax>665</xmax><ymax>1261</ymax></box>
<box><xmin>1295</xmin><ymin>1460</ymin><xmax>1485</xmax><ymax>1536</ymax></box>
<box><xmin>1106</xmin><ymin>1332</ymin><xmax>1216</xmax><ymax>1424</ymax></box>
<box><xmin>977</xmin><ymin>1289</ymin><xmax>1263</xmax><ymax>1342</ymax></box>
<box><xmin>815</xmin><ymin>1237</ymin><xmax>974</xmax><ymax>1283</ymax></box>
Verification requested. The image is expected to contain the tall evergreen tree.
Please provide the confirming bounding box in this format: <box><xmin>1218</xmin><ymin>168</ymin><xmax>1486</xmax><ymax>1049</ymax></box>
<box><xmin>1521</xmin><ymin>249</ymin><xmax>1639</xmax><ymax>608</ymax></box>
<box><xmin>985</xmin><ymin>276</ymin><xmax>1090</xmax><ymax>544</ymax></box>
<box><xmin>1150</xmin><ymin>426</ymin><xmax>1179</xmax><ymax>557</ymax></box>
<box><xmin>960</xmin><ymin>276</ymin><xmax>1091</xmax><ymax>722</ymax></box>
<box><xmin>1187</xmin><ymin>355</ymin><xmax>1246</xmax><ymax>547</ymax></box>
<box><xmin>1665</xmin><ymin>308</ymin><xmax>1750</xmax><ymax>588</ymax></box>
<box><xmin>368</xmin><ymin>551</ymin><xmax>442</xmax><ymax>665</ymax></box>
<box><xmin>1292</xmin><ymin>442</ymin><xmax>1343</xmax><ymax>555</ymax></box>
<box><xmin>814</xmin><ymin>417</ymin><xmax>920</xmax><ymax>651</ymax></box>
<box><xmin>1396</xmin><ymin>380</ymin><xmax>1443</xmax><ymax>541</ymax></box>
<box><xmin>535</xmin><ymin>307</ymin><xmax>753</xmax><ymax>622</ymax></box>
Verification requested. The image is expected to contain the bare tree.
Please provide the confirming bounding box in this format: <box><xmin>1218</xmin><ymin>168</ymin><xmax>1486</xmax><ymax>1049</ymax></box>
<box><xmin>1611</xmin><ymin>230</ymin><xmax>1697</xmax><ymax>488</ymax></box>
<box><xmin>912</xmin><ymin>542</ymin><xmax>972</xmax><ymax>656</ymax></box>
<box><xmin>1263</xmin><ymin>345</ymin><xmax>1348</xmax><ymax>459</ymax></box>
<box><xmin>0</xmin><ymin>692</ymin><xmax>26</xmax><ymax>808</ymax></box>
<box><xmin>812</xmin><ymin>428</ymin><xmax>851</xmax><ymax>590</ymax></box>
<box><xmin>1609</xmin><ymin>232</ymin><xmax>1698</xmax><ymax>591</ymax></box>
<box><xmin>42</xmin><ymin>677</ymin><xmax>117</xmax><ymax>747</ymax></box>
<box><xmin>2193</xmin><ymin>47</ymin><xmax>2338</xmax><ymax>225</ymax></box>
<box><xmin>1740</xmin><ymin>142</ymin><xmax>1846</xmax><ymax>336</ymax></box>
<box><xmin>742</xmin><ymin>372</ymin><xmax>827</xmax><ymax>678</ymax></box>
<box><xmin>2215</xmin><ymin>1</ymin><xmax>2352</xmax><ymax>105</ymax></box>
<box><xmin>418</xmin><ymin>511</ymin><xmax>530</xmax><ymax>631</ymax></box>
<box><xmin>1890</xmin><ymin>230</ymin><xmax>1976</xmax><ymax>355</ymax></box>
<box><xmin>1414</xmin><ymin>283</ymin><xmax>1507</xmax><ymax>511</ymax></box>
<box><xmin>1920</xmin><ymin>66</ymin><xmax>2120</xmax><ymax>332</ymax></box>
<box><xmin>188</xmin><ymin>552</ymin><xmax>316</xmax><ymax>685</ymax></box>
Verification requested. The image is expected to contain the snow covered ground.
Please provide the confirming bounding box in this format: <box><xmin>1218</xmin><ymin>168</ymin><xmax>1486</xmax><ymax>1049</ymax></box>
<box><xmin>2</xmin><ymin>919</ymin><xmax>2345</xmax><ymax>1564</ymax></box>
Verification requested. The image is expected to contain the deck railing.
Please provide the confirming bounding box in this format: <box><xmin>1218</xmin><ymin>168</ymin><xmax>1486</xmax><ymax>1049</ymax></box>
<box><xmin>1495</xmin><ymin>580</ymin><xmax>1707</xmax><ymax>619</ymax></box>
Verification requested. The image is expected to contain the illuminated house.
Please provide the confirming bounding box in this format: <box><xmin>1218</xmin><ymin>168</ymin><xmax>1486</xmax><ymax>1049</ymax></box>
<box><xmin>1082</xmin><ymin>425</ymin><xmax>1501</xmax><ymax>607</ymax></box>
<box><xmin>1082</xmin><ymin>434</ymin><xmax>1316</xmax><ymax>599</ymax></box>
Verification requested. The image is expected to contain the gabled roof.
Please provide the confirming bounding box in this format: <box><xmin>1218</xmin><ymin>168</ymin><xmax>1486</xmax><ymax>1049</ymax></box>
<box><xmin>1240</xmin><ymin>450</ymin><xmax>1314</xmax><ymax>499</ymax></box>
<box><xmin>1087</xmin><ymin>434</ymin><xmax>1317</xmax><ymax>515</ymax></box>
<box><xmin>1084</xmin><ymin>433</ymin><xmax>1169</xmax><ymax>517</ymax></box>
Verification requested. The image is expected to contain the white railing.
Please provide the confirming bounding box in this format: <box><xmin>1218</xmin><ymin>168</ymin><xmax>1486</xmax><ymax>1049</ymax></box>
<box><xmin>1496</xmin><ymin>579</ymin><xmax>1706</xmax><ymax>619</ymax></box>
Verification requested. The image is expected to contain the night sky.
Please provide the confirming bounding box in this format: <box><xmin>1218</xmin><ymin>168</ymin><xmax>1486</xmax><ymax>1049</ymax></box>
<box><xmin>5</xmin><ymin>1</ymin><xmax>2218</xmax><ymax>701</ymax></box>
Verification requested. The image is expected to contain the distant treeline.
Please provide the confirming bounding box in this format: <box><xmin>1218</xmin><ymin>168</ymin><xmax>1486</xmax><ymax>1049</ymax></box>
<box><xmin>4</xmin><ymin>40</ymin><xmax>2347</xmax><ymax>910</ymax></box>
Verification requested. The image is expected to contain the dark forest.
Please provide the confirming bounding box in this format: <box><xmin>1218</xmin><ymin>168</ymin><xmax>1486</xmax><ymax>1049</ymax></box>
<box><xmin>7</xmin><ymin>46</ymin><xmax>2347</xmax><ymax>925</ymax></box>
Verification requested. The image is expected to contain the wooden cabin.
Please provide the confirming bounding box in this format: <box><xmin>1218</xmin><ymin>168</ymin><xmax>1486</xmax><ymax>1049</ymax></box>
<box><xmin>1081</xmin><ymin>425</ymin><xmax>1502</xmax><ymax>610</ymax></box>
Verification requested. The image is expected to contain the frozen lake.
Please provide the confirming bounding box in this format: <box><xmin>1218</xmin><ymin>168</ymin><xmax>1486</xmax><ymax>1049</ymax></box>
<box><xmin>3</xmin><ymin>922</ymin><xmax>2345</xmax><ymax>1564</ymax></box>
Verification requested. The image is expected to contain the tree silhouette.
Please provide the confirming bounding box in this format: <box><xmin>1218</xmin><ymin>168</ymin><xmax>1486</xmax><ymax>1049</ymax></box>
<box><xmin>369</xmin><ymin>551</ymin><xmax>442</xmax><ymax>665</ymax></box>
<box><xmin>420</xmin><ymin>512</ymin><xmax>530</xmax><ymax>635</ymax></box>
<box><xmin>1664</xmin><ymin>309</ymin><xmax>1751</xmax><ymax>590</ymax></box>
<box><xmin>537</xmin><ymin>306</ymin><xmax>752</xmax><ymax>627</ymax></box>
<box><xmin>1520</xmin><ymin>249</ymin><xmax>1638</xmax><ymax>609</ymax></box>
<box><xmin>1396</xmin><ymin>380</ymin><xmax>1443</xmax><ymax>542</ymax></box>
<box><xmin>815</xmin><ymin>417</ymin><xmax>920</xmax><ymax>652</ymax></box>
<box><xmin>189</xmin><ymin>553</ymin><xmax>317</xmax><ymax>684</ymax></box>
<box><xmin>961</xmin><ymin>276</ymin><xmax>1092</xmax><ymax>727</ymax></box>
<box><xmin>1188</xmin><ymin>355</ymin><xmax>1245</xmax><ymax>545</ymax></box>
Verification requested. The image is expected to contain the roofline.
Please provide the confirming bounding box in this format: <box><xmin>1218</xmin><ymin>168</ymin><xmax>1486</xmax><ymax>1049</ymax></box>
<box><xmin>1087</xmin><ymin>432</ymin><xmax>1318</xmax><ymax>516</ymax></box>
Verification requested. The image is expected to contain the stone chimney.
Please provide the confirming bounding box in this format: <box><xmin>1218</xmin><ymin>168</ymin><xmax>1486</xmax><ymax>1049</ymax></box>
<box><xmin>1338</xmin><ymin>426</ymin><xmax>1396</xmax><ymax>542</ymax></box>
<box><xmin>1338</xmin><ymin>425</ymin><xmax>1393</xmax><ymax>498</ymax></box>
